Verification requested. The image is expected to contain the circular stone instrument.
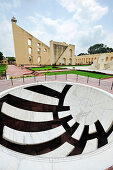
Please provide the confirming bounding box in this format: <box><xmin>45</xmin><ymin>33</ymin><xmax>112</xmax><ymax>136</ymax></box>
<box><xmin>0</xmin><ymin>82</ymin><xmax>113</xmax><ymax>170</ymax></box>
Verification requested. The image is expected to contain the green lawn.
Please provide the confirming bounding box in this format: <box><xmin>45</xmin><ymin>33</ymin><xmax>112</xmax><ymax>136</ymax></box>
<box><xmin>0</xmin><ymin>64</ymin><xmax>7</xmax><ymax>75</ymax></box>
<box><xmin>29</xmin><ymin>66</ymin><xmax>66</xmax><ymax>71</ymax></box>
<box><xmin>43</xmin><ymin>70</ymin><xmax>113</xmax><ymax>79</ymax></box>
<box><xmin>29</xmin><ymin>65</ymin><xmax>89</xmax><ymax>71</ymax></box>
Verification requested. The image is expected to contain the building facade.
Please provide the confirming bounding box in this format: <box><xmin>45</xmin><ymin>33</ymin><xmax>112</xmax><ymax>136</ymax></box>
<box><xmin>11</xmin><ymin>17</ymin><xmax>75</xmax><ymax>66</ymax></box>
<box><xmin>75</xmin><ymin>53</ymin><xmax>113</xmax><ymax>65</ymax></box>
<box><xmin>12</xmin><ymin>17</ymin><xmax>113</xmax><ymax>67</ymax></box>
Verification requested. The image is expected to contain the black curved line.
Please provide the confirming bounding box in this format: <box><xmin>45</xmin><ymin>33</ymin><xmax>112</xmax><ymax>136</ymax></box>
<box><xmin>0</xmin><ymin>123</ymin><xmax>78</xmax><ymax>155</ymax></box>
<box><xmin>106</xmin><ymin>122</ymin><xmax>113</xmax><ymax>137</ymax></box>
<box><xmin>0</xmin><ymin>83</ymin><xmax>113</xmax><ymax>156</ymax></box>
<box><xmin>0</xmin><ymin>112</ymin><xmax>72</xmax><ymax>132</ymax></box>
<box><xmin>55</xmin><ymin>84</ymin><xmax>72</xmax><ymax>120</ymax></box>
<box><xmin>25</xmin><ymin>85</ymin><xmax>61</xmax><ymax>98</ymax></box>
<box><xmin>95</xmin><ymin>120</ymin><xmax>108</xmax><ymax>148</ymax></box>
<box><xmin>67</xmin><ymin>120</ymin><xmax>110</xmax><ymax>156</ymax></box>
<box><xmin>58</xmin><ymin>85</ymin><xmax>72</xmax><ymax>107</ymax></box>
<box><xmin>68</xmin><ymin>125</ymin><xmax>89</xmax><ymax>156</ymax></box>
<box><xmin>0</xmin><ymin>94</ymin><xmax>69</xmax><ymax>112</ymax></box>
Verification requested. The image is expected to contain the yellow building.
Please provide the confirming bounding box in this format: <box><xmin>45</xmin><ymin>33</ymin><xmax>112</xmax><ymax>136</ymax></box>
<box><xmin>75</xmin><ymin>53</ymin><xmax>113</xmax><ymax>65</ymax></box>
<box><xmin>11</xmin><ymin>17</ymin><xmax>113</xmax><ymax>67</ymax></box>
<box><xmin>11</xmin><ymin>17</ymin><xmax>75</xmax><ymax>66</ymax></box>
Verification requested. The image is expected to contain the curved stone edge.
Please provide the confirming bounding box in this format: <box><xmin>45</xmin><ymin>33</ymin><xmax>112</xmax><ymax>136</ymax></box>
<box><xmin>0</xmin><ymin>81</ymin><xmax>113</xmax><ymax>170</ymax></box>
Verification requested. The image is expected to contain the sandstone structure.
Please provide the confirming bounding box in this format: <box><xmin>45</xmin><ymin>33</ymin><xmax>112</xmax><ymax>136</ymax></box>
<box><xmin>75</xmin><ymin>52</ymin><xmax>113</xmax><ymax>66</ymax></box>
<box><xmin>11</xmin><ymin>17</ymin><xmax>75</xmax><ymax>66</ymax></box>
<box><xmin>11</xmin><ymin>17</ymin><xmax>113</xmax><ymax>68</ymax></box>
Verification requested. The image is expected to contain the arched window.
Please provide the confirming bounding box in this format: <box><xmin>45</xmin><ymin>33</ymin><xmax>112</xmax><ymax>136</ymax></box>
<box><xmin>110</xmin><ymin>57</ymin><xmax>113</xmax><ymax>61</ymax></box>
<box><xmin>28</xmin><ymin>47</ymin><xmax>32</xmax><ymax>54</ymax></box>
<box><xmin>37</xmin><ymin>48</ymin><xmax>41</xmax><ymax>53</ymax></box>
<box><xmin>106</xmin><ymin>57</ymin><xmax>108</xmax><ymax>61</ymax></box>
<box><xmin>37</xmin><ymin>43</ymin><xmax>40</xmax><ymax>46</ymax></box>
<box><xmin>29</xmin><ymin>56</ymin><xmax>32</xmax><ymax>63</ymax></box>
<box><xmin>38</xmin><ymin>56</ymin><xmax>41</xmax><ymax>63</ymax></box>
<box><xmin>62</xmin><ymin>58</ymin><xmax>66</xmax><ymax>65</ymax></box>
<box><xmin>28</xmin><ymin>39</ymin><xmax>31</xmax><ymax>46</ymax></box>
<box><xmin>44</xmin><ymin>48</ymin><xmax>47</xmax><ymax>52</ymax></box>
<box><xmin>69</xmin><ymin>58</ymin><xmax>72</xmax><ymax>65</ymax></box>
<box><xmin>69</xmin><ymin>49</ymin><xmax>72</xmax><ymax>57</ymax></box>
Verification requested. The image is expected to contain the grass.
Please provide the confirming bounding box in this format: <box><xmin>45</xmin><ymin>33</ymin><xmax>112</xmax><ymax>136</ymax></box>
<box><xmin>29</xmin><ymin>65</ymin><xmax>89</xmax><ymax>71</ymax></box>
<box><xmin>43</xmin><ymin>70</ymin><xmax>113</xmax><ymax>79</ymax></box>
<box><xmin>29</xmin><ymin>66</ymin><xmax>66</xmax><ymax>71</ymax></box>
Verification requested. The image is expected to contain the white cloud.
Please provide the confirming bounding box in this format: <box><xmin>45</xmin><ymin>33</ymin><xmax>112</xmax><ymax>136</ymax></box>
<box><xmin>0</xmin><ymin>0</ymin><xmax>111</xmax><ymax>57</ymax></box>
<box><xmin>28</xmin><ymin>14</ymin><xmax>108</xmax><ymax>55</ymax></box>
<box><xmin>13</xmin><ymin>0</ymin><xmax>21</xmax><ymax>8</ymax></box>
<box><xmin>0</xmin><ymin>0</ymin><xmax>21</xmax><ymax>11</ymax></box>
<box><xmin>0</xmin><ymin>20</ymin><xmax>14</xmax><ymax>56</ymax></box>
<box><xmin>0</xmin><ymin>2</ymin><xmax>11</xmax><ymax>10</ymax></box>
<box><xmin>57</xmin><ymin>0</ymin><xmax>108</xmax><ymax>23</ymax></box>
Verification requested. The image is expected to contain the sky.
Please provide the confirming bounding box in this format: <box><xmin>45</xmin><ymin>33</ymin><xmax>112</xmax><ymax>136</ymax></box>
<box><xmin>0</xmin><ymin>0</ymin><xmax>113</xmax><ymax>57</ymax></box>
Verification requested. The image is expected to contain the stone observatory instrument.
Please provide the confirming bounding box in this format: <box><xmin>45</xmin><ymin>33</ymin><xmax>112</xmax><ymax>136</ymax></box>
<box><xmin>0</xmin><ymin>82</ymin><xmax>113</xmax><ymax>170</ymax></box>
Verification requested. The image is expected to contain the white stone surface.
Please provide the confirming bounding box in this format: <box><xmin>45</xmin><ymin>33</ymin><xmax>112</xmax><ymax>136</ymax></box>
<box><xmin>3</xmin><ymin>125</ymin><xmax>65</xmax><ymax>144</ymax></box>
<box><xmin>64</xmin><ymin>83</ymin><xmax>113</xmax><ymax>127</ymax></box>
<box><xmin>108</xmin><ymin>132</ymin><xmax>113</xmax><ymax>143</ymax></box>
<box><xmin>89</xmin><ymin>124</ymin><xmax>96</xmax><ymax>134</ymax></box>
<box><xmin>67</xmin><ymin>118</ymin><xmax>76</xmax><ymax>127</ymax></box>
<box><xmin>72</xmin><ymin>124</ymin><xmax>84</xmax><ymax>140</ymax></box>
<box><xmin>42</xmin><ymin>82</ymin><xmax>66</xmax><ymax>93</ymax></box>
<box><xmin>10</xmin><ymin>88</ymin><xmax>59</xmax><ymax>105</ymax></box>
<box><xmin>58</xmin><ymin>111</ymin><xmax>71</xmax><ymax>119</ymax></box>
<box><xmin>75</xmin><ymin>65</ymin><xmax>113</xmax><ymax>75</ymax></box>
<box><xmin>39</xmin><ymin>142</ymin><xmax>74</xmax><ymax>157</ymax></box>
<box><xmin>83</xmin><ymin>139</ymin><xmax>97</xmax><ymax>154</ymax></box>
<box><xmin>2</xmin><ymin>102</ymin><xmax>53</xmax><ymax>122</ymax></box>
<box><xmin>1</xmin><ymin>81</ymin><xmax>113</xmax><ymax>169</ymax></box>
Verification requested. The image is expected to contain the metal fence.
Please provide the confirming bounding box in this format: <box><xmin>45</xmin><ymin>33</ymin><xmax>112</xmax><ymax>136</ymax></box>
<box><xmin>0</xmin><ymin>74</ymin><xmax>113</xmax><ymax>93</ymax></box>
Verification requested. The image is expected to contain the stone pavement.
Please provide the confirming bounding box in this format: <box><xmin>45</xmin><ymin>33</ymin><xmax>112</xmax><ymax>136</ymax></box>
<box><xmin>0</xmin><ymin>74</ymin><xmax>113</xmax><ymax>94</ymax></box>
<box><xmin>75</xmin><ymin>66</ymin><xmax>113</xmax><ymax>75</ymax></box>
<box><xmin>6</xmin><ymin>65</ymin><xmax>33</xmax><ymax>78</ymax></box>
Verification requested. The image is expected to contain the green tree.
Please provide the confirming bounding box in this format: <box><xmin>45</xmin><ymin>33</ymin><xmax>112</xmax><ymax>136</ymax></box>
<box><xmin>78</xmin><ymin>53</ymin><xmax>88</xmax><ymax>56</ymax></box>
<box><xmin>0</xmin><ymin>51</ymin><xmax>4</xmax><ymax>62</ymax></box>
<box><xmin>88</xmin><ymin>44</ymin><xmax>113</xmax><ymax>54</ymax></box>
<box><xmin>6</xmin><ymin>57</ymin><xmax>16</xmax><ymax>62</ymax></box>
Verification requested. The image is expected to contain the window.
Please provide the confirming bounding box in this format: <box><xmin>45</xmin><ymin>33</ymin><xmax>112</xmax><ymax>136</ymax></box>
<box><xmin>44</xmin><ymin>48</ymin><xmax>47</xmax><ymax>52</ymax></box>
<box><xmin>38</xmin><ymin>56</ymin><xmax>41</xmax><ymax>63</ymax></box>
<box><xmin>37</xmin><ymin>43</ymin><xmax>40</xmax><ymax>46</ymax></box>
<box><xmin>37</xmin><ymin>48</ymin><xmax>41</xmax><ymax>53</ymax></box>
<box><xmin>28</xmin><ymin>39</ymin><xmax>31</xmax><ymax>46</ymax></box>
<box><xmin>69</xmin><ymin>49</ymin><xmax>72</xmax><ymax>57</ymax></box>
<box><xmin>110</xmin><ymin>57</ymin><xmax>113</xmax><ymax>61</ymax></box>
<box><xmin>28</xmin><ymin>47</ymin><xmax>32</xmax><ymax>54</ymax></box>
<box><xmin>106</xmin><ymin>57</ymin><xmax>108</xmax><ymax>61</ymax></box>
<box><xmin>69</xmin><ymin>58</ymin><xmax>72</xmax><ymax>65</ymax></box>
<box><xmin>62</xmin><ymin>58</ymin><xmax>66</xmax><ymax>65</ymax></box>
<box><xmin>29</xmin><ymin>56</ymin><xmax>32</xmax><ymax>63</ymax></box>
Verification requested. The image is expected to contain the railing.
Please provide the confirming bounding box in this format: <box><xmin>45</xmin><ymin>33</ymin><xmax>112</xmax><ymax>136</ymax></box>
<box><xmin>0</xmin><ymin>74</ymin><xmax>113</xmax><ymax>93</ymax></box>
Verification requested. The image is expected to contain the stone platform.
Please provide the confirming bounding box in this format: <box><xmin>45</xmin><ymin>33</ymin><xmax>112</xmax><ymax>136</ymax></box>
<box><xmin>74</xmin><ymin>66</ymin><xmax>113</xmax><ymax>75</ymax></box>
<box><xmin>0</xmin><ymin>82</ymin><xmax>113</xmax><ymax>169</ymax></box>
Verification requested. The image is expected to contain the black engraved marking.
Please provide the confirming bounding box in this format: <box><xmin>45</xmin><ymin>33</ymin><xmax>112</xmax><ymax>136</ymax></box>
<box><xmin>95</xmin><ymin>120</ymin><xmax>108</xmax><ymax>148</ymax></box>
<box><xmin>1</xmin><ymin>94</ymin><xmax>69</xmax><ymax>112</ymax></box>
<box><xmin>0</xmin><ymin>112</ymin><xmax>72</xmax><ymax>132</ymax></box>
<box><xmin>0</xmin><ymin>84</ymin><xmax>113</xmax><ymax>156</ymax></box>
<box><xmin>25</xmin><ymin>85</ymin><xmax>61</xmax><ymax>98</ymax></box>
